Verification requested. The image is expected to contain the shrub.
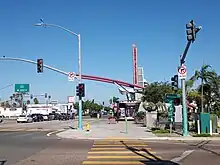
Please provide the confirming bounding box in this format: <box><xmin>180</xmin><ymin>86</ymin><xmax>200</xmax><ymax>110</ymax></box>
<box><xmin>193</xmin><ymin>133</ymin><xmax>211</xmax><ymax>137</ymax></box>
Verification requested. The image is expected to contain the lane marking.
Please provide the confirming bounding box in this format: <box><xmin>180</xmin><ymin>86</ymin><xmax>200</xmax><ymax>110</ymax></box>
<box><xmin>82</xmin><ymin>161</ymin><xmax>144</xmax><ymax>164</ymax></box>
<box><xmin>88</xmin><ymin>151</ymin><xmax>156</xmax><ymax>154</ymax></box>
<box><xmin>94</xmin><ymin>142</ymin><xmax>148</xmax><ymax>144</ymax></box>
<box><xmin>46</xmin><ymin>129</ymin><xmax>65</xmax><ymax>137</ymax></box>
<box><xmin>87</xmin><ymin>155</ymin><xmax>161</xmax><ymax>159</ymax></box>
<box><xmin>90</xmin><ymin>147</ymin><xmax>151</xmax><ymax>150</ymax></box>
<box><xmin>93</xmin><ymin>144</ymin><xmax>147</xmax><ymax>147</ymax></box>
<box><xmin>171</xmin><ymin>150</ymin><xmax>195</xmax><ymax>163</ymax></box>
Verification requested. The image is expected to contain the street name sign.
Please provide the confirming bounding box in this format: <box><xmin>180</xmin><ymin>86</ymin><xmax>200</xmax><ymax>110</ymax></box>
<box><xmin>165</xmin><ymin>93</ymin><xmax>181</xmax><ymax>101</ymax></box>
<box><xmin>15</xmin><ymin>84</ymin><xmax>30</xmax><ymax>93</ymax></box>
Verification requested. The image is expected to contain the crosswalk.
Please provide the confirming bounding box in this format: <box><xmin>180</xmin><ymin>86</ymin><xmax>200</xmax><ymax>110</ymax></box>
<box><xmin>82</xmin><ymin>138</ymin><xmax>162</xmax><ymax>165</ymax></box>
<box><xmin>0</xmin><ymin>128</ymin><xmax>54</xmax><ymax>132</ymax></box>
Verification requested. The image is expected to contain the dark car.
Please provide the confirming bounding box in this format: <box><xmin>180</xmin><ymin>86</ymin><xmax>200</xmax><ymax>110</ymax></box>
<box><xmin>31</xmin><ymin>114</ymin><xmax>44</xmax><ymax>122</ymax></box>
<box><xmin>0</xmin><ymin>115</ymin><xmax>4</xmax><ymax>123</ymax></box>
<box><xmin>59</xmin><ymin>113</ymin><xmax>70</xmax><ymax>120</ymax></box>
<box><xmin>90</xmin><ymin>111</ymin><xmax>101</xmax><ymax>118</ymax></box>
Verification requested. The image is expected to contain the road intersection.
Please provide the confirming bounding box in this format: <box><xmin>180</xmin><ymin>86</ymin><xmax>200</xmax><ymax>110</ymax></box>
<box><xmin>1</xmin><ymin>119</ymin><xmax>220</xmax><ymax>165</ymax></box>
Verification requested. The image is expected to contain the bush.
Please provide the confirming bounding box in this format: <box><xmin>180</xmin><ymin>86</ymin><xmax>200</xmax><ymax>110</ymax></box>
<box><xmin>152</xmin><ymin>129</ymin><xmax>170</xmax><ymax>134</ymax></box>
<box><xmin>135</xmin><ymin>111</ymin><xmax>145</xmax><ymax>120</ymax></box>
<box><xmin>193</xmin><ymin>133</ymin><xmax>211</xmax><ymax>137</ymax></box>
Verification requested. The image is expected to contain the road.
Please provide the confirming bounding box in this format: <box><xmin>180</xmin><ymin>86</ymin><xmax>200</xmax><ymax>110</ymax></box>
<box><xmin>81</xmin><ymin>139</ymin><xmax>220</xmax><ymax>165</ymax></box>
<box><xmin>1</xmin><ymin>119</ymin><xmax>220</xmax><ymax>164</ymax></box>
<box><xmin>0</xmin><ymin>116</ymin><xmax>99</xmax><ymax>132</ymax></box>
<box><xmin>0</xmin><ymin>131</ymin><xmax>93</xmax><ymax>165</ymax></box>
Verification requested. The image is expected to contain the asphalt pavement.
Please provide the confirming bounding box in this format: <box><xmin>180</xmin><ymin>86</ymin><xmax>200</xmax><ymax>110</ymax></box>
<box><xmin>0</xmin><ymin>131</ymin><xmax>93</xmax><ymax>165</ymax></box>
<box><xmin>1</xmin><ymin>118</ymin><xmax>220</xmax><ymax>164</ymax></box>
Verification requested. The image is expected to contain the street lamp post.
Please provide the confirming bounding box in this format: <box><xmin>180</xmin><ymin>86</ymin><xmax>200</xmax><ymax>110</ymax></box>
<box><xmin>34</xmin><ymin>20</ymin><xmax>83</xmax><ymax>130</ymax></box>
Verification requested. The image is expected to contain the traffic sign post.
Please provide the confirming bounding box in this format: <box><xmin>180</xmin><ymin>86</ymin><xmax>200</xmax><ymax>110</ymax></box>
<box><xmin>68</xmin><ymin>72</ymin><xmax>75</xmax><ymax>81</ymax></box>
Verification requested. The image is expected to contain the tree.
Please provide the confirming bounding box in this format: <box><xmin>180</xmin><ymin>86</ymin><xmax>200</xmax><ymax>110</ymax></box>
<box><xmin>142</xmin><ymin>81</ymin><xmax>174</xmax><ymax>103</ymax></box>
<box><xmin>5</xmin><ymin>101</ymin><xmax>10</xmax><ymax>108</ymax></box>
<box><xmin>27</xmin><ymin>100</ymin><xmax>31</xmax><ymax>105</ymax></box>
<box><xmin>109</xmin><ymin>96</ymin><xmax>119</xmax><ymax>105</ymax></box>
<box><xmin>189</xmin><ymin>64</ymin><xmax>216</xmax><ymax>113</ymax></box>
<box><xmin>33</xmin><ymin>98</ymin><xmax>39</xmax><ymax>104</ymax></box>
<box><xmin>0</xmin><ymin>102</ymin><xmax>5</xmax><ymax>107</ymax></box>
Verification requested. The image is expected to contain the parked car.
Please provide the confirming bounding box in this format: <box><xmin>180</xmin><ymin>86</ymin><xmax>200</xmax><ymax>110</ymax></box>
<box><xmin>17</xmin><ymin>115</ymin><xmax>33</xmax><ymax>123</ymax></box>
<box><xmin>42</xmin><ymin>115</ymin><xmax>49</xmax><ymax>121</ymax></box>
<box><xmin>31</xmin><ymin>114</ymin><xmax>44</xmax><ymax>122</ymax></box>
<box><xmin>0</xmin><ymin>115</ymin><xmax>4</xmax><ymax>123</ymax></box>
<box><xmin>59</xmin><ymin>113</ymin><xmax>70</xmax><ymax>120</ymax></box>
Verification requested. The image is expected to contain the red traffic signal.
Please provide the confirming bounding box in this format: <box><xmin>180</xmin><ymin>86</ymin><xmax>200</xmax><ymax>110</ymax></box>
<box><xmin>76</xmin><ymin>83</ymin><xmax>85</xmax><ymax>97</ymax></box>
<box><xmin>37</xmin><ymin>59</ymin><xmax>43</xmax><ymax>73</ymax></box>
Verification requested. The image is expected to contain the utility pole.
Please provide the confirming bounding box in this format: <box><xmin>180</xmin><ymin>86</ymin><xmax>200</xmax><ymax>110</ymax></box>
<box><xmin>180</xmin><ymin>20</ymin><xmax>202</xmax><ymax>136</ymax></box>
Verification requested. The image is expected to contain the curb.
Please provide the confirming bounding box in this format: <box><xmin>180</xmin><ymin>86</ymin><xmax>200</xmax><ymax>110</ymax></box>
<box><xmin>56</xmin><ymin>134</ymin><xmax>220</xmax><ymax>141</ymax></box>
<box><xmin>47</xmin><ymin>129</ymin><xmax>66</xmax><ymax>137</ymax></box>
<box><xmin>139</xmin><ymin>137</ymin><xmax>220</xmax><ymax>141</ymax></box>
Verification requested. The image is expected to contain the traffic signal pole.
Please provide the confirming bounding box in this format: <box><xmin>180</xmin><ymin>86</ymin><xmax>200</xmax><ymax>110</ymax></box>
<box><xmin>78</xmin><ymin>34</ymin><xmax>83</xmax><ymax>130</ymax></box>
<box><xmin>181</xmin><ymin>78</ymin><xmax>188</xmax><ymax>136</ymax></box>
<box><xmin>180</xmin><ymin>20</ymin><xmax>201</xmax><ymax>136</ymax></box>
<box><xmin>180</xmin><ymin>41</ymin><xmax>191</xmax><ymax>137</ymax></box>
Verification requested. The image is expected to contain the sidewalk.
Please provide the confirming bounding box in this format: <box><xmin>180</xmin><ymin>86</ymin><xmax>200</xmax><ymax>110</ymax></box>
<box><xmin>57</xmin><ymin>120</ymin><xmax>156</xmax><ymax>139</ymax></box>
<box><xmin>56</xmin><ymin>119</ymin><xmax>220</xmax><ymax>141</ymax></box>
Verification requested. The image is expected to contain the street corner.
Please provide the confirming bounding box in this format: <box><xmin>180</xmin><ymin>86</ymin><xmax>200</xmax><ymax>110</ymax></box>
<box><xmin>55</xmin><ymin>128</ymin><xmax>99</xmax><ymax>140</ymax></box>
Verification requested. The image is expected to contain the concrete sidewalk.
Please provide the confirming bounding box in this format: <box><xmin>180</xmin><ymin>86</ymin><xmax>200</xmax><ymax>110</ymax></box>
<box><xmin>57</xmin><ymin>120</ymin><xmax>156</xmax><ymax>139</ymax></box>
<box><xmin>56</xmin><ymin>119</ymin><xmax>220</xmax><ymax>141</ymax></box>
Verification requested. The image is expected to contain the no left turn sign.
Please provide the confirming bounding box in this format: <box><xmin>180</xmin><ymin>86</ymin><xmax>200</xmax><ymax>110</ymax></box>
<box><xmin>68</xmin><ymin>72</ymin><xmax>75</xmax><ymax>81</ymax></box>
<box><xmin>178</xmin><ymin>65</ymin><xmax>187</xmax><ymax>79</ymax></box>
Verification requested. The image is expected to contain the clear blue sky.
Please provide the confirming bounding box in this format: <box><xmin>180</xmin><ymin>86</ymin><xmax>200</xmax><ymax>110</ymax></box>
<box><xmin>0</xmin><ymin>0</ymin><xmax>220</xmax><ymax>104</ymax></box>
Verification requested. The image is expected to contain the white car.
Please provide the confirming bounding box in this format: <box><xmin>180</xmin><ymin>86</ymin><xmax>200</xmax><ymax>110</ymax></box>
<box><xmin>17</xmin><ymin>115</ymin><xmax>33</xmax><ymax>123</ymax></box>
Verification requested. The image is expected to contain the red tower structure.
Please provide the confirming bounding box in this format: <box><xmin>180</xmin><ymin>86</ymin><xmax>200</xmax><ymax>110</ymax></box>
<box><xmin>132</xmin><ymin>44</ymin><xmax>138</xmax><ymax>85</ymax></box>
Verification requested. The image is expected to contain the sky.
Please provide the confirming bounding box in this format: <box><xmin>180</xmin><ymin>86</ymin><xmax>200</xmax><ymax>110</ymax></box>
<box><xmin>0</xmin><ymin>0</ymin><xmax>220</xmax><ymax>104</ymax></box>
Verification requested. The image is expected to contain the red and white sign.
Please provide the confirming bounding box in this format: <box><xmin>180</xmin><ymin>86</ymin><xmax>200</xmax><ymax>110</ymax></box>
<box><xmin>68</xmin><ymin>96</ymin><xmax>75</xmax><ymax>103</ymax></box>
<box><xmin>178</xmin><ymin>65</ymin><xmax>187</xmax><ymax>79</ymax></box>
<box><xmin>68</xmin><ymin>72</ymin><xmax>75</xmax><ymax>81</ymax></box>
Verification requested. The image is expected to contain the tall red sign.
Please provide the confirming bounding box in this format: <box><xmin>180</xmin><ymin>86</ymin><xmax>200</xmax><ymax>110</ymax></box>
<box><xmin>132</xmin><ymin>44</ymin><xmax>138</xmax><ymax>85</ymax></box>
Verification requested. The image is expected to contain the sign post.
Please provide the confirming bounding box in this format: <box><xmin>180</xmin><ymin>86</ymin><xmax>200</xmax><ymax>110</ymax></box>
<box><xmin>178</xmin><ymin>64</ymin><xmax>188</xmax><ymax>136</ymax></box>
<box><xmin>14</xmin><ymin>84</ymin><xmax>29</xmax><ymax>114</ymax></box>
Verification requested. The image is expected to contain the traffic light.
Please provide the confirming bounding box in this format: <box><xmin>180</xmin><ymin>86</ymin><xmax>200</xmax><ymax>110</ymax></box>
<box><xmin>76</xmin><ymin>85</ymin><xmax>80</xmax><ymax>96</ymax></box>
<box><xmin>171</xmin><ymin>74</ymin><xmax>178</xmax><ymax>90</ymax></box>
<box><xmin>186</xmin><ymin>20</ymin><xmax>201</xmax><ymax>43</ymax></box>
<box><xmin>173</xmin><ymin>98</ymin><xmax>181</xmax><ymax>106</ymax></box>
<box><xmin>79</xmin><ymin>83</ymin><xmax>85</xmax><ymax>97</ymax></box>
<box><xmin>37</xmin><ymin>59</ymin><xmax>43</xmax><ymax>73</ymax></box>
<box><xmin>76</xmin><ymin>83</ymin><xmax>85</xmax><ymax>97</ymax></box>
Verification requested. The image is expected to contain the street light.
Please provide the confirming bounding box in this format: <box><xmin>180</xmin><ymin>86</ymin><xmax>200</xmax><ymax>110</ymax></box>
<box><xmin>34</xmin><ymin>19</ymin><xmax>83</xmax><ymax>130</ymax></box>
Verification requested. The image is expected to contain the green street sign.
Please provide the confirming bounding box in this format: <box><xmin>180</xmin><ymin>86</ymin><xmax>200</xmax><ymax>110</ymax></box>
<box><xmin>165</xmin><ymin>93</ymin><xmax>181</xmax><ymax>100</ymax></box>
<box><xmin>15</xmin><ymin>84</ymin><xmax>30</xmax><ymax>93</ymax></box>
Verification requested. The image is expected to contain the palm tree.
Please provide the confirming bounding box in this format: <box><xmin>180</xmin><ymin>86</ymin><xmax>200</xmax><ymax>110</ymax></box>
<box><xmin>33</xmin><ymin>98</ymin><xmax>39</xmax><ymax>104</ymax></box>
<box><xmin>189</xmin><ymin>64</ymin><xmax>215</xmax><ymax>113</ymax></box>
<box><xmin>109</xmin><ymin>97</ymin><xmax>119</xmax><ymax>105</ymax></box>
